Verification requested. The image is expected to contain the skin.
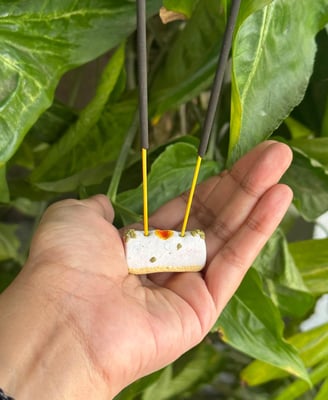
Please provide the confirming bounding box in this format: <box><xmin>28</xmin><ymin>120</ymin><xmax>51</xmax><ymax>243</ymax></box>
<box><xmin>0</xmin><ymin>141</ymin><xmax>293</xmax><ymax>399</ymax></box>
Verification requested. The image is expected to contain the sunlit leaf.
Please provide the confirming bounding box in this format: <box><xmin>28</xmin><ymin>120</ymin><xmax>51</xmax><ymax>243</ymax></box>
<box><xmin>229</xmin><ymin>0</ymin><xmax>328</xmax><ymax>163</ymax></box>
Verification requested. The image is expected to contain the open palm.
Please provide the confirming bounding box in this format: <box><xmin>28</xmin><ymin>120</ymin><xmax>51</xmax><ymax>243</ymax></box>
<box><xmin>22</xmin><ymin>141</ymin><xmax>292</xmax><ymax>397</ymax></box>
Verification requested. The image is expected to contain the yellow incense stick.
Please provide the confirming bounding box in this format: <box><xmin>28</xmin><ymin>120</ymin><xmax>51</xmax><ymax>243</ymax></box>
<box><xmin>181</xmin><ymin>155</ymin><xmax>202</xmax><ymax>237</ymax></box>
<box><xmin>142</xmin><ymin>147</ymin><xmax>149</xmax><ymax>236</ymax></box>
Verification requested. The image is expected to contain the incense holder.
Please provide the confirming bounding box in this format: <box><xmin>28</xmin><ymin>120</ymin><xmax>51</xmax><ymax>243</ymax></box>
<box><xmin>123</xmin><ymin>229</ymin><xmax>206</xmax><ymax>274</ymax></box>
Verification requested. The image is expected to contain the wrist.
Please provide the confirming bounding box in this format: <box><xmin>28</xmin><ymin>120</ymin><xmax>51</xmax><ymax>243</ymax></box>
<box><xmin>0</xmin><ymin>267</ymin><xmax>115</xmax><ymax>399</ymax></box>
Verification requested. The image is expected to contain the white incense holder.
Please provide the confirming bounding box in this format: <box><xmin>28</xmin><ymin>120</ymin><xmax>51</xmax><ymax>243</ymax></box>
<box><xmin>123</xmin><ymin>229</ymin><xmax>206</xmax><ymax>274</ymax></box>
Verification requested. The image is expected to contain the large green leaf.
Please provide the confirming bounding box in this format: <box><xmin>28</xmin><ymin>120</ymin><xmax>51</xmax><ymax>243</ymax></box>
<box><xmin>215</xmin><ymin>268</ymin><xmax>310</xmax><ymax>384</ymax></box>
<box><xmin>282</xmin><ymin>148</ymin><xmax>328</xmax><ymax>221</ymax></box>
<box><xmin>0</xmin><ymin>0</ymin><xmax>162</xmax><ymax>165</ymax></box>
<box><xmin>242</xmin><ymin>323</ymin><xmax>328</xmax><ymax>386</ymax></box>
<box><xmin>253</xmin><ymin>230</ymin><xmax>314</xmax><ymax>317</ymax></box>
<box><xmin>116</xmin><ymin>142</ymin><xmax>219</xmax><ymax>224</ymax></box>
<box><xmin>229</xmin><ymin>0</ymin><xmax>328</xmax><ymax>163</ymax></box>
<box><xmin>289</xmin><ymin>239</ymin><xmax>328</xmax><ymax>296</ymax></box>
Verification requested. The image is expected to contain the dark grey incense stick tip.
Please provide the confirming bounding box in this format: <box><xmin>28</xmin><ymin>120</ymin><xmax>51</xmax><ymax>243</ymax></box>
<box><xmin>198</xmin><ymin>0</ymin><xmax>241</xmax><ymax>157</ymax></box>
<box><xmin>137</xmin><ymin>0</ymin><xmax>149</xmax><ymax>149</ymax></box>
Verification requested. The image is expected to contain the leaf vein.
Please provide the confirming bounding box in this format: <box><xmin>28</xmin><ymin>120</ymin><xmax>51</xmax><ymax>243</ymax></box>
<box><xmin>240</xmin><ymin>5</ymin><xmax>273</xmax><ymax>105</ymax></box>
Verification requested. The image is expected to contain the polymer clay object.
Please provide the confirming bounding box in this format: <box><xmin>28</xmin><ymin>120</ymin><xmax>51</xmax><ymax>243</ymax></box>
<box><xmin>124</xmin><ymin>229</ymin><xmax>206</xmax><ymax>274</ymax></box>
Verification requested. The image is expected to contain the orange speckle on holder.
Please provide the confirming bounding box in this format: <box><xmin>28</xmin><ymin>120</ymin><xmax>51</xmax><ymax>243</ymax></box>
<box><xmin>155</xmin><ymin>229</ymin><xmax>174</xmax><ymax>240</ymax></box>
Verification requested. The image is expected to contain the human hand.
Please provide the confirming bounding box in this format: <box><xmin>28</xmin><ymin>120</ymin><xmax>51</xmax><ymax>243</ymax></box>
<box><xmin>0</xmin><ymin>141</ymin><xmax>293</xmax><ymax>399</ymax></box>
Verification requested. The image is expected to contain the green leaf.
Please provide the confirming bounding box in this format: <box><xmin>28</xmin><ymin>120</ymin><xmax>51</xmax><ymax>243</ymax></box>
<box><xmin>142</xmin><ymin>342</ymin><xmax>222</xmax><ymax>400</ymax></box>
<box><xmin>0</xmin><ymin>0</ymin><xmax>162</xmax><ymax>165</ymax></box>
<box><xmin>116</xmin><ymin>142</ymin><xmax>220</xmax><ymax>224</ymax></box>
<box><xmin>285</xmin><ymin>117</ymin><xmax>315</xmax><ymax>140</ymax></box>
<box><xmin>281</xmin><ymin>148</ymin><xmax>328</xmax><ymax>221</ymax></box>
<box><xmin>274</xmin><ymin>360</ymin><xmax>328</xmax><ymax>400</ymax></box>
<box><xmin>31</xmin><ymin>97</ymin><xmax>137</xmax><ymax>193</ymax></box>
<box><xmin>242</xmin><ymin>323</ymin><xmax>328</xmax><ymax>386</ymax></box>
<box><xmin>236</xmin><ymin>0</ymin><xmax>274</xmax><ymax>29</ymax></box>
<box><xmin>314</xmin><ymin>376</ymin><xmax>328</xmax><ymax>400</ymax></box>
<box><xmin>253</xmin><ymin>230</ymin><xmax>314</xmax><ymax>317</ymax></box>
<box><xmin>162</xmin><ymin>0</ymin><xmax>198</xmax><ymax>18</ymax></box>
<box><xmin>291</xmin><ymin>29</ymin><xmax>328</xmax><ymax>135</ymax></box>
<box><xmin>216</xmin><ymin>268</ymin><xmax>310</xmax><ymax>384</ymax></box>
<box><xmin>289</xmin><ymin>239</ymin><xmax>328</xmax><ymax>296</ymax></box>
<box><xmin>28</xmin><ymin>100</ymin><xmax>77</xmax><ymax>145</ymax></box>
<box><xmin>150</xmin><ymin>0</ymin><xmax>226</xmax><ymax>118</ymax></box>
<box><xmin>0</xmin><ymin>270</ymin><xmax>16</xmax><ymax>293</ymax></box>
<box><xmin>229</xmin><ymin>0</ymin><xmax>328</xmax><ymax>163</ymax></box>
<box><xmin>290</xmin><ymin>137</ymin><xmax>328</xmax><ymax>169</ymax></box>
<box><xmin>150</xmin><ymin>0</ymin><xmax>272</xmax><ymax>118</ymax></box>
<box><xmin>114</xmin><ymin>371</ymin><xmax>162</xmax><ymax>400</ymax></box>
<box><xmin>30</xmin><ymin>45</ymin><xmax>128</xmax><ymax>190</ymax></box>
<box><xmin>0</xmin><ymin>223</ymin><xmax>19</xmax><ymax>262</ymax></box>
<box><xmin>8</xmin><ymin>101</ymin><xmax>77</xmax><ymax>172</ymax></box>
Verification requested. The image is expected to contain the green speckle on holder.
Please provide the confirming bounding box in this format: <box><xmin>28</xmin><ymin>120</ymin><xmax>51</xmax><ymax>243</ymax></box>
<box><xmin>150</xmin><ymin>257</ymin><xmax>157</xmax><ymax>263</ymax></box>
<box><xmin>124</xmin><ymin>229</ymin><xmax>137</xmax><ymax>241</ymax></box>
<box><xmin>191</xmin><ymin>229</ymin><xmax>205</xmax><ymax>240</ymax></box>
<box><xmin>177</xmin><ymin>243</ymin><xmax>182</xmax><ymax>250</ymax></box>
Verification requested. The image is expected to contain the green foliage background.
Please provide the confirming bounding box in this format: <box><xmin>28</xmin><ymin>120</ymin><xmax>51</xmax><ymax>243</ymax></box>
<box><xmin>1</xmin><ymin>0</ymin><xmax>328</xmax><ymax>398</ymax></box>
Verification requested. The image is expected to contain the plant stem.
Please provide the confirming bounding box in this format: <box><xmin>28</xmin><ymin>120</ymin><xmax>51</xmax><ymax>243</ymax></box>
<box><xmin>107</xmin><ymin>111</ymin><xmax>139</xmax><ymax>202</ymax></box>
<box><xmin>179</xmin><ymin>103</ymin><xmax>187</xmax><ymax>135</ymax></box>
